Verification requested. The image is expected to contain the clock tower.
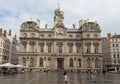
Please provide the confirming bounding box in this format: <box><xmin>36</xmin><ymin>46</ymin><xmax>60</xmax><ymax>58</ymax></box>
<box><xmin>54</xmin><ymin>4</ymin><xmax>65</xmax><ymax>28</ymax></box>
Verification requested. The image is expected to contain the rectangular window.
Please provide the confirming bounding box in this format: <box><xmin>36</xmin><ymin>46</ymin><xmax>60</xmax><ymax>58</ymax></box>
<box><xmin>113</xmin><ymin>44</ymin><xmax>115</xmax><ymax>47</ymax></box>
<box><xmin>48</xmin><ymin>45</ymin><xmax>51</xmax><ymax>53</ymax></box>
<box><xmin>58</xmin><ymin>45</ymin><xmax>62</xmax><ymax>53</ymax></box>
<box><xmin>114</xmin><ymin>60</ymin><xmax>116</xmax><ymax>64</ymax></box>
<box><xmin>40</xmin><ymin>46</ymin><xmax>44</xmax><ymax>53</ymax></box>
<box><xmin>77</xmin><ymin>46</ymin><xmax>80</xmax><ymax>53</ymax></box>
<box><xmin>94</xmin><ymin>46</ymin><xmax>98</xmax><ymax>53</ymax></box>
<box><xmin>116</xmin><ymin>44</ymin><xmax>118</xmax><ymax>47</ymax></box>
<box><xmin>113</xmin><ymin>54</ymin><xmax>116</xmax><ymax>58</ymax></box>
<box><xmin>87</xmin><ymin>45</ymin><xmax>90</xmax><ymax>53</ymax></box>
<box><xmin>69</xmin><ymin>46</ymin><xmax>73</xmax><ymax>53</ymax></box>
<box><xmin>23</xmin><ymin>45</ymin><xmax>26</xmax><ymax>52</ymax></box>
<box><xmin>31</xmin><ymin>45</ymin><xmax>34</xmax><ymax>52</ymax></box>
<box><xmin>117</xmin><ymin>54</ymin><xmax>119</xmax><ymax>58</ymax></box>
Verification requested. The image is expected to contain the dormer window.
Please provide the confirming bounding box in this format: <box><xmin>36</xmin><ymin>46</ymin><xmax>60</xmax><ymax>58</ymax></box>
<box><xmin>48</xmin><ymin>34</ymin><xmax>51</xmax><ymax>38</ymax></box>
<box><xmin>41</xmin><ymin>34</ymin><xmax>44</xmax><ymax>38</ymax></box>
<box><xmin>94</xmin><ymin>34</ymin><xmax>98</xmax><ymax>38</ymax></box>
<box><xmin>30</xmin><ymin>33</ymin><xmax>35</xmax><ymax>38</ymax></box>
<box><xmin>23</xmin><ymin>33</ymin><xmax>27</xmax><ymax>38</ymax></box>
<box><xmin>69</xmin><ymin>35</ymin><xmax>73</xmax><ymax>38</ymax></box>
<box><xmin>76</xmin><ymin>35</ymin><xmax>80</xmax><ymax>39</ymax></box>
<box><xmin>86</xmin><ymin>34</ymin><xmax>90</xmax><ymax>38</ymax></box>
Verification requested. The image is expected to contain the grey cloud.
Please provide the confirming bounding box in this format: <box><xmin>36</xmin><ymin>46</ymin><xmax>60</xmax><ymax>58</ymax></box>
<box><xmin>0</xmin><ymin>0</ymin><xmax>120</xmax><ymax>37</ymax></box>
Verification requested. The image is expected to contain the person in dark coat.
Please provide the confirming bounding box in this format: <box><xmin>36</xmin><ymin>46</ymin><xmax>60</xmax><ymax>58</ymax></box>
<box><xmin>63</xmin><ymin>70</ymin><xmax>68</xmax><ymax>83</ymax></box>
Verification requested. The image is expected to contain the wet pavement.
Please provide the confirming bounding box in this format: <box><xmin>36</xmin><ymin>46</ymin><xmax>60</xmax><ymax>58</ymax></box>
<box><xmin>0</xmin><ymin>71</ymin><xmax>120</xmax><ymax>84</ymax></box>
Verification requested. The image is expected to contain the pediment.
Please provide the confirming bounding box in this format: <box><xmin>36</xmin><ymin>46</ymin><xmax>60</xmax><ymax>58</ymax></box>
<box><xmin>81</xmin><ymin>22</ymin><xmax>101</xmax><ymax>31</ymax></box>
<box><xmin>21</xmin><ymin>21</ymin><xmax>39</xmax><ymax>31</ymax></box>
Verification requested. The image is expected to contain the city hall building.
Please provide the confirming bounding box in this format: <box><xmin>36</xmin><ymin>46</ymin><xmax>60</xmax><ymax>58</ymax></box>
<box><xmin>19</xmin><ymin>6</ymin><xmax>102</xmax><ymax>71</ymax></box>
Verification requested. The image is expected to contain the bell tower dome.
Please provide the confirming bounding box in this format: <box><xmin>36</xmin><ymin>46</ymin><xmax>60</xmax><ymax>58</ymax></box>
<box><xmin>54</xmin><ymin>4</ymin><xmax>64</xmax><ymax>28</ymax></box>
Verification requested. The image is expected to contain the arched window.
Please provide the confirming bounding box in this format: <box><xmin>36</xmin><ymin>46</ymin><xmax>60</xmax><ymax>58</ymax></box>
<box><xmin>76</xmin><ymin>35</ymin><xmax>80</xmax><ymax>39</ymax></box>
<box><xmin>48</xmin><ymin>34</ymin><xmax>51</xmax><ymax>38</ymax></box>
<box><xmin>23</xmin><ymin>44</ymin><xmax>26</xmax><ymax>52</ymax></box>
<box><xmin>86</xmin><ymin>34</ymin><xmax>90</xmax><ymax>38</ymax></box>
<box><xmin>69</xmin><ymin>46</ymin><xmax>73</xmax><ymax>53</ymax></box>
<box><xmin>23</xmin><ymin>33</ymin><xmax>27</xmax><ymax>38</ymax></box>
<box><xmin>77</xmin><ymin>46</ymin><xmax>80</xmax><ymax>53</ymax></box>
<box><xmin>69</xmin><ymin>35</ymin><xmax>73</xmax><ymax>38</ymax></box>
<box><xmin>48</xmin><ymin>45</ymin><xmax>51</xmax><ymax>53</ymax></box>
<box><xmin>94</xmin><ymin>45</ymin><xmax>98</xmax><ymax>53</ymax></box>
<box><xmin>69</xmin><ymin>58</ymin><xmax>73</xmax><ymax>67</ymax></box>
<box><xmin>95</xmin><ymin>58</ymin><xmax>99</xmax><ymax>68</ymax></box>
<box><xmin>40</xmin><ymin>45</ymin><xmax>44</xmax><ymax>53</ymax></box>
<box><xmin>58</xmin><ymin>45</ymin><xmax>62</xmax><ymax>53</ymax></box>
<box><xmin>94</xmin><ymin>34</ymin><xmax>98</xmax><ymax>38</ymax></box>
<box><xmin>78</xmin><ymin>58</ymin><xmax>81</xmax><ymax>67</ymax></box>
<box><xmin>30</xmin><ymin>44</ymin><xmax>35</xmax><ymax>52</ymax></box>
<box><xmin>22</xmin><ymin>58</ymin><xmax>26</xmax><ymax>66</ymax></box>
<box><xmin>30</xmin><ymin>58</ymin><xmax>34</xmax><ymax>67</ymax></box>
<box><xmin>87</xmin><ymin>58</ymin><xmax>91</xmax><ymax>68</ymax></box>
<box><xmin>39</xmin><ymin>58</ymin><xmax>43</xmax><ymax>67</ymax></box>
<box><xmin>86</xmin><ymin>45</ymin><xmax>91</xmax><ymax>53</ymax></box>
<box><xmin>30</xmin><ymin>33</ymin><xmax>35</xmax><ymax>38</ymax></box>
<box><xmin>41</xmin><ymin>34</ymin><xmax>44</xmax><ymax>38</ymax></box>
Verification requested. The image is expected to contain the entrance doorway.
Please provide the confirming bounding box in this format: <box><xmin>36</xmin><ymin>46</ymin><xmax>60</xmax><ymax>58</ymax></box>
<box><xmin>57</xmin><ymin>58</ymin><xmax>64</xmax><ymax>69</ymax></box>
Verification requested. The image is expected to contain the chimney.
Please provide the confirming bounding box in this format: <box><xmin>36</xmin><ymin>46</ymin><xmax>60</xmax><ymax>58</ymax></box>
<box><xmin>3</xmin><ymin>30</ymin><xmax>7</xmax><ymax>37</ymax></box>
<box><xmin>115</xmin><ymin>33</ymin><xmax>117</xmax><ymax>38</ymax></box>
<box><xmin>9</xmin><ymin>29</ymin><xmax>11</xmax><ymax>36</ymax></box>
<box><xmin>37</xmin><ymin>19</ymin><xmax>40</xmax><ymax>27</ymax></box>
<box><xmin>0</xmin><ymin>28</ymin><xmax>2</xmax><ymax>36</ymax></box>
<box><xmin>45</xmin><ymin>24</ymin><xmax>48</xmax><ymax>29</ymax></box>
<box><xmin>107</xmin><ymin>33</ymin><xmax>111</xmax><ymax>39</ymax></box>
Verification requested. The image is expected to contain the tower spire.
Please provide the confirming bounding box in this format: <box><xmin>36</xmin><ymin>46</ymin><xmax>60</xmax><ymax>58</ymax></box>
<box><xmin>57</xmin><ymin>3</ymin><xmax>60</xmax><ymax>10</ymax></box>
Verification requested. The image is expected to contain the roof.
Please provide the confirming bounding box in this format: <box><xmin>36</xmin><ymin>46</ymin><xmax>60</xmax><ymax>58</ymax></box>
<box><xmin>112</xmin><ymin>35</ymin><xmax>120</xmax><ymax>38</ymax></box>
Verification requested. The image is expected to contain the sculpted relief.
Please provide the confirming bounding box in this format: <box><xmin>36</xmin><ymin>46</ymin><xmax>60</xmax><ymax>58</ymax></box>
<box><xmin>21</xmin><ymin>21</ymin><xmax>39</xmax><ymax>30</ymax></box>
<box><xmin>55</xmin><ymin>28</ymin><xmax>66</xmax><ymax>38</ymax></box>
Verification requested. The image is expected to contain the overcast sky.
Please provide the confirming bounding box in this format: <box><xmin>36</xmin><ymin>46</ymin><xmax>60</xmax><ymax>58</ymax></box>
<box><xmin>0</xmin><ymin>0</ymin><xmax>120</xmax><ymax>38</ymax></box>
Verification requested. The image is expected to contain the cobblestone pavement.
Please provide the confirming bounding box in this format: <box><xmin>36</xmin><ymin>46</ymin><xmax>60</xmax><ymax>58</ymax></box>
<box><xmin>0</xmin><ymin>71</ymin><xmax>120</xmax><ymax>84</ymax></box>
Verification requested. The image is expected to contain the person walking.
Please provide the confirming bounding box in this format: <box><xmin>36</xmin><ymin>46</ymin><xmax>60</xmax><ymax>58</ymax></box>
<box><xmin>63</xmin><ymin>70</ymin><xmax>68</xmax><ymax>83</ymax></box>
<box><xmin>102</xmin><ymin>69</ymin><xmax>106</xmax><ymax>76</ymax></box>
<box><xmin>92</xmin><ymin>70</ymin><xmax>97</xmax><ymax>83</ymax></box>
<box><xmin>77</xmin><ymin>70</ymin><xmax>80</xmax><ymax>75</ymax></box>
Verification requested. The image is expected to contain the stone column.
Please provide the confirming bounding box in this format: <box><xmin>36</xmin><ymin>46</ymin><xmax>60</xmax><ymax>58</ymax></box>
<box><xmin>36</xmin><ymin>56</ymin><xmax>39</xmax><ymax>67</ymax></box>
<box><xmin>63</xmin><ymin>42</ymin><xmax>67</xmax><ymax>53</ymax></box>
<box><xmin>91</xmin><ymin>43</ymin><xmax>94</xmax><ymax>53</ymax></box>
<box><xmin>26</xmin><ymin>58</ymin><xmax>30</xmax><ymax>68</ymax></box>
<box><xmin>44</xmin><ymin>42</ymin><xmax>47</xmax><ymax>52</ymax></box>
<box><xmin>91</xmin><ymin>59</ymin><xmax>95</xmax><ymax>69</ymax></box>
<box><xmin>54</xmin><ymin>42</ymin><xmax>57</xmax><ymax>53</ymax></box>
<box><xmin>26</xmin><ymin>41</ymin><xmax>29</xmax><ymax>52</ymax></box>
<box><xmin>43</xmin><ymin>58</ymin><xmax>47</xmax><ymax>68</ymax></box>
<box><xmin>35</xmin><ymin>41</ymin><xmax>38</xmax><ymax>52</ymax></box>
<box><xmin>74</xmin><ymin>60</ymin><xmax>77</xmax><ymax>69</ymax></box>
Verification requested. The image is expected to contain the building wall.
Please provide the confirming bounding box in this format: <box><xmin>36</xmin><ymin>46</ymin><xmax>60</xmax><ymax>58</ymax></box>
<box><xmin>0</xmin><ymin>29</ymin><xmax>19</xmax><ymax>64</ymax></box>
<box><xmin>19</xmin><ymin>7</ymin><xmax>102</xmax><ymax>71</ymax></box>
<box><xmin>102</xmin><ymin>34</ymin><xmax>120</xmax><ymax>71</ymax></box>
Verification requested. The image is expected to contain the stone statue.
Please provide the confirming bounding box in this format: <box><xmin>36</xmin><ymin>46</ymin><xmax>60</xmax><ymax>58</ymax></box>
<box><xmin>73</xmin><ymin>24</ymin><xmax>75</xmax><ymax>29</ymax></box>
<box><xmin>45</xmin><ymin>24</ymin><xmax>48</xmax><ymax>29</ymax></box>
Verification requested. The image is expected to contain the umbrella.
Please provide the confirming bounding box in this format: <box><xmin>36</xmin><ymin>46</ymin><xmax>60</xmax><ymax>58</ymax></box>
<box><xmin>15</xmin><ymin>64</ymin><xmax>26</xmax><ymax>68</ymax></box>
<box><xmin>0</xmin><ymin>63</ymin><xmax>16</xmax><ymax>77</ymax></box>
<box><xmin>0</xmin><ymin>63</ymin><xmax>16</xmax><ymax>68</ymax></box>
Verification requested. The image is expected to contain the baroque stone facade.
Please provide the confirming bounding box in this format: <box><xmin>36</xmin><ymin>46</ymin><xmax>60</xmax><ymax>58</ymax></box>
<box><xmin>19</xmin><ymin>6</ymin><xmax>102</xmax><ymax>71</ymax></box>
